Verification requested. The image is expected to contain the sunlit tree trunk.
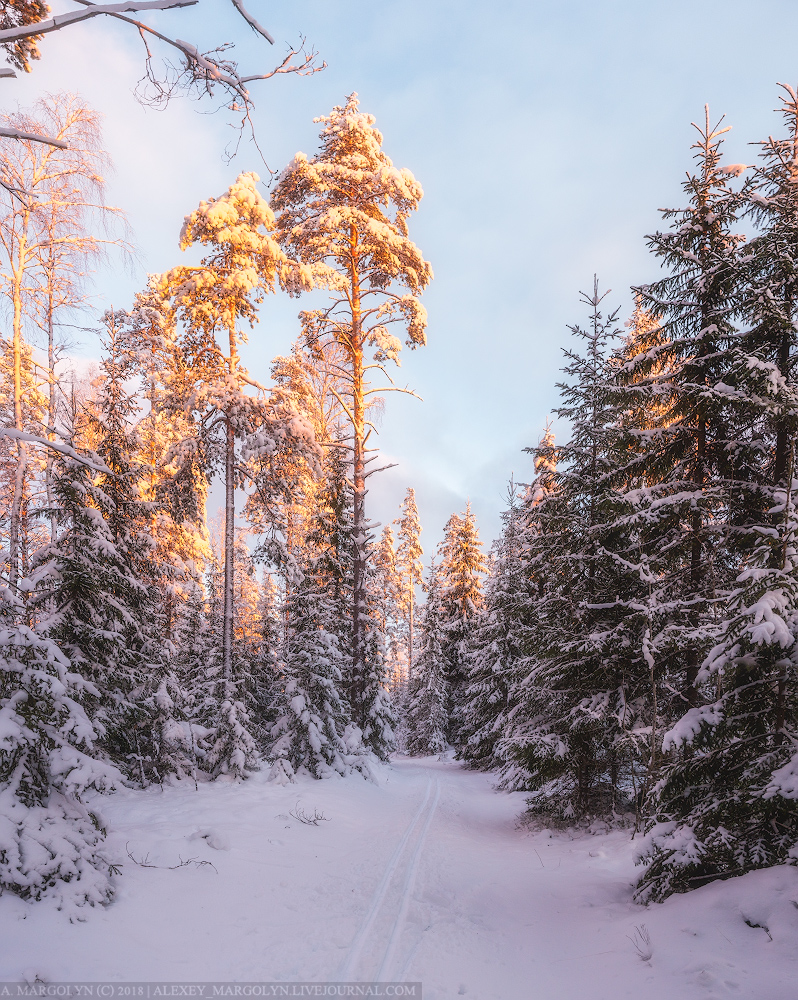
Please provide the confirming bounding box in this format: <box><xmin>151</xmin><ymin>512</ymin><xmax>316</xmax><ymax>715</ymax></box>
<box><xmin>9</xmin><ymin>226</ymin><xmax>29</xmax><ymax>594</ymax></box>
<box><xmin>45</xmin><ymin>254</ymin><xmax>57</xmax><ymax>544</ymax></box>
<box><xmin>348</xmin><ymin>223</ymin><xmax>367</xmax><ymax>700</ymax></box>
<box><xmin>223</xmin><ymin>324</ymin><xmax>239</xmax><ymax>695</ymax></box>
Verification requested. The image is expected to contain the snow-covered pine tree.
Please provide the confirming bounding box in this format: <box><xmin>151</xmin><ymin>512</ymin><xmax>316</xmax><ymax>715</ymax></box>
<box><xmin>199</xmin><ymin>521</ymin><xmax>259</xmax><ymax>779</ymax></box>
<box><xmin>248</xmin><ymin>573</ymin><xmax>283</xmax><ymax>745</ymax></box>
<box><xmin>303</xmin><ymin>442</ymin><xmax>396</xmax><ymax>761</ymax></box>
<box><xmin>498</xmin><ymin>284</ymin><xmax>657</xmax><ymax>821</ymax></box>
<box><xmin>394</xmin><ymin>487</ymin><xmax>424</xmax><ymax>690</ymax></box>
<box><xmin>306</xmin><ymin>442</ymin><xmax>354</xmax><ymax>652</ymax></box>
<box><xmin>437</xmin><ymin>502</ymin><xmax>486</xmax><ymax>742</ymax></box>
<box><xmin>171</xmin><ymin>582</ymin><xmax>215</xmax><ymax>774</ymax></box>
<box><xmin>621</xmin><ymin>108</ymin><xmax>748</xmax><ymax>721</ymax></box>
<box><xmin>635</xmin><ymin>90</ymin><xmax>798</xmax><ymax>900</ymax></box>
<box><xmin>358</xmin><ymin>593</ymin><xmax>396</xmax><ymax>762</ymax></box>
<box><xmin>494</xmin><ymin>426</ymin><xmax>558</xmax><ymax>792</ymax></box>
<box><xmin>636</xmin><ymin>496</ymin><xmax>798</xmax><ymax>900</ymax></box>
<box><xmin>459</xmin><ymin>482</ymin><xmax>530</xmax><ymax>772</ymax></box>
<box><xmin>404</xmin><ymin>561</ymin><xmax>448</xmax><ymax>756</ymax></box>
<box><xmin>372</xmin><ymin>524</ymin><xmax>402</xmax><ymax>684</ymax></box>
<box><xmin>269</xmin><ymin>573</ymin><xmax>367</xmax><ymax>780</ymax></box>
<box><xmin>41</xmin><ymin>318</ymin><xmax>190</xmax><ymax>785</ymax></box>
<box><xmin>0</xmin><ymin>613</ymin><xmax>122</xmax><ymax>907</ymax></box>
<box><xmin>271</xmin><ymin>94</ymin><xmax>432</xmax><ymax>734</ymax></box>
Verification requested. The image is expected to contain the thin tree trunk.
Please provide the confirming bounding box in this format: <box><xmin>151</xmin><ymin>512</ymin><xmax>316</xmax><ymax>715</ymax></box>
<box><xmin>775</xmin><ymin>438</ymin><xmax>795</xmax><ymax>739</ymax></box>
<box><xmin>9</xmin><ymin>239</ymin><xmax>28</xmax><ymax>595</ymax></box>
<box><xmin>349</xmin><ymin>224</ymin><xmax>367</xmax><ymax>723</ymax></box>
<box><xmin>351</xmin><ymin>333</ymin><xmax>366</xmax><ymax>714</ymax></box>
<box><xmin>46</xmin><ymin>261</ymin><xmax>56</xmax><ymax>544</ymax></box>
<box><xmin>408</xmin><ymin>584</ymin><xmax>414</xmax><ymax>683</ymax></box>
<box><xmin>223</xmin><ymin>414</ymin><xmax>235</xmax><ymax>697</ymax></box>
<box><xmin>223</xmin><ymin>324</ymin><xmax>238</xmax><ymax>699</ymax></box>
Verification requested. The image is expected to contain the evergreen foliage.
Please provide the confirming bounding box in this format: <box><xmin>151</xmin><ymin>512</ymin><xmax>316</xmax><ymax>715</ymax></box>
<box><xmin>404</xmin><ymin>562</ymin><xmax>448</xmax><ymax>757</ymax></box>
<box><xmin>437</xmin><ymin>503</ymin><xmax>486</xmax><ymax>741</ymax></box>
<box><xmin>270</xmin><ymin>577</ymin><xmax>367</xmax><ymax>780</ymax></box>
<box><xmin>459</xmin><ymin>483</ymin><xmax>529</xmax><ymax>771</ymax></box>
<box><xmin>0</xmin><ymin>616</ymin><xmax>121</xmax><ymax>907</ymax></box>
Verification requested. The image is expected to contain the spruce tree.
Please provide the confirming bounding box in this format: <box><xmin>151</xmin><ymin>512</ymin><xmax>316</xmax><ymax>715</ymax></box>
<box><xmin>404</xmin><ymin>562</ymin><xmax>449</xmax><ymax>756</ymax></box>
<box><xmin>40</xmin><ymin>318</ymin><xmax>189</xmax><ymax>785</ymax></box>
<box><xmin>0</xmin><ymin>605</ymin><xmax>121</xmax><ymax>906</ymax></box>
<box><xmin>394</xmin><ymin>487</ymin><xmax>424</xmax><ymax>689</ymax></box>
<box><xmin>635</xmin><ymin>93</ymin><xmax>798</xmax><ymax>899</ymax></box>
<box><xmin>460</xmin><ymin>483</ymin><xmax>530</xmax><ymax>771</ymax></box>
<box><xmin>270</xmin><ymin>576</ymin><xmax>368</xmax><ymax>779</ymax></box>
<box><xmin>622</xmin><ymin>108</ymin><xmax>748</xmax><ymax>716</ymax></box>
<box><xmin>372</xmin><ymin>524</ymin><xmax>402</xmax><ymax>683</ymax></box>
<box><xmin>437</xmin><ymin>502</ymin><xmax>486</xmax><ymax>742</ymax></box>
<box><xmin>200</xmin><ymin>531</ymin><xmax>259</xmax><ymax>780</ymax></box>
<box><xmin>248</xmin><ymin>573</ymin><xmax>283</xmax><ymax>745</ymax></box>
<box><xmin>499</xmin><ymin>285</ymin><xmax>656</xmax><ymax>820</ymax></box>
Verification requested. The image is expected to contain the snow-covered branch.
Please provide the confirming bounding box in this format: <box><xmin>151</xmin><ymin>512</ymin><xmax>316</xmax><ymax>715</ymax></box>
<box><xmin>0</xmin><ymin>125</ymin><xmax>67</xmax><ymax>149</ymax></box>
<box><xmin>0</xmin><ymin>0</ymin><xmax>197</xmax><ymax>44</ymax></box>
<box><xmin>0</xmin><ymin>428</ymin><xmax>112</xmax><ymax>474</ymax></box>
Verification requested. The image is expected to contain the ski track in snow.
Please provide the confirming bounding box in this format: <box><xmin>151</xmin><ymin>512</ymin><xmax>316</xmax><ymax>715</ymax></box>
<box><xmin>337</xmin><ymin>776</ymin><xmax>434</xmax><ymax>981</ymax></box>
<box><xmin>375</xmin><ymin>777</ymin><xmax>440</xmax><ymax>982</ymax></box>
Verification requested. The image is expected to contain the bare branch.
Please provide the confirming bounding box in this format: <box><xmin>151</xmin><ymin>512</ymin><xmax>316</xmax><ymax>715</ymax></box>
<box><xmin>363</xmin><ymin>462</ymin><xmax>398</xmax><ymax>478</ymax></box>
<box><xmin>363</xmin><ymin>385</ymin><xmax>423</xmax><ymax>402</ymax></box>
<box><xmin>229</xmin><ymin>0</ymin><xmax>274</xmax><ymax>44</ymax></box>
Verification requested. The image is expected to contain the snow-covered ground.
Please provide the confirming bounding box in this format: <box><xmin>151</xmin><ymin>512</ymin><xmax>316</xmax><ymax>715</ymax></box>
<box><xmin>2</xmin><ymin>756</ymin><xmax>798</xmax><ymax>999</ymax></box>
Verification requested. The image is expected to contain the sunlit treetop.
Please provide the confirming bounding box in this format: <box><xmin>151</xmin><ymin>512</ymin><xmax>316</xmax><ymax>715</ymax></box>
<box><xmin>271</xmin><ymin>93</ymin><xmax>433</xmax><ymax>342</ymax></box>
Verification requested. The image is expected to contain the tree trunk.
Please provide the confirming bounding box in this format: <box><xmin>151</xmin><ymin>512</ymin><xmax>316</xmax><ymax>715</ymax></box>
<box><xmin>350</xmin><ymin>225</ymin><xmax>366</xmax><ymax>722</ymax></box>
<box><xmin>9</xmin><ymin>238</ymin><xmax>28</xmax><ymax>596</ymax></box>
<box><xmin>686</xmin><ymin>355</ymin><xmax>708</xmax><ymax>708</ymax></box>
<box><xmin>223</xmin><ymin>414</ymin><xmax>235</xmax><ymax>698</ymax></box>
<box><xmin>408</xmin><ymin>583</ymin><xmax>414</xmax><ymax>684</ymax></box>
<box><xmin>222</xmin><ymin>325</ymin><xmax>238</xmax><ymax>699</ymax></box>
<box><xmin>46</xmin><ymin>262</ymin><xmax>56</xmax><ymax>544</ymax></box>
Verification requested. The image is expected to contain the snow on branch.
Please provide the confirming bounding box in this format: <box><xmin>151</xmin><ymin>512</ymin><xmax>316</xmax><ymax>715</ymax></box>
<box><xmin>0</xmin><ymin>0</ymin><xmax>198</xmax><ymax>44</ymax></box>
<box><xmin>0</xmin><ymin>428</ymin><xmax>111</xmax><ymax>474</ymax></box>
<box><xmin>229</xmin><ymin>0</ymin><xmax>274</xmax><ymax>44</ymax></box>
<box><xmin>0</xmin><ymin>125</ymin><xmax>67</xmax><ymax>149</ymax></box>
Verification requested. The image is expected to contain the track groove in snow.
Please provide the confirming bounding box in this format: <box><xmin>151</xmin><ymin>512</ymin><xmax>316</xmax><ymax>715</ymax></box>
<box><xmin>337</xmin><ymin>774</ymin><xmax>440</xmax><ymax>982</ymax></box>
<box><xmin>375</xmin><ymin>777</ymin><xmax>440</xmax><ymax>982</ymax></box>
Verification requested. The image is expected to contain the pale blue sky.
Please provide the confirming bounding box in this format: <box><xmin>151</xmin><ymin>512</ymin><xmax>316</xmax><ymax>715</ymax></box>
<box><xmin>7</xmin><ymin>0</ymin><xmax>798</xmax><ymax>555</ymax></box>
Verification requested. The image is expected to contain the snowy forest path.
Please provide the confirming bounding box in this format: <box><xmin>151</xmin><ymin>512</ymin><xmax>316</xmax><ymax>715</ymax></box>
<box><xmin>4</xmin><ymin>755</ymin><xmax>797</xmax><ymax>998</ymax></box>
